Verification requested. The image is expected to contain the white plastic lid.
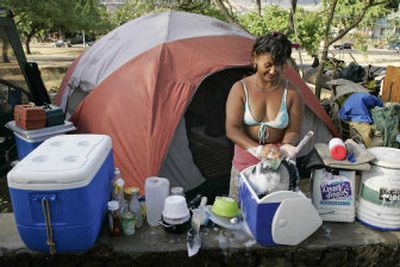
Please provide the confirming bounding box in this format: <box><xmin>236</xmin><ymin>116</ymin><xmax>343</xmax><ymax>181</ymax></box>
<box><xmin>108</xmin><ymin>200</ymin><xmax>119</xmax><ymax>211</ymax></box>
<box><xmin>7</xmin><ymin>134</ymin><xmax>112</xmax><ymax>190</ymax></box>
<box><xmin>5</xmin><ymin>120</ymin><xmax>76</xmax><ymax>140</ymax></box>
<box><xmin>367</xmin><ymin>147</ymin><xmax>400</xmax><ymax>169</ymax></box>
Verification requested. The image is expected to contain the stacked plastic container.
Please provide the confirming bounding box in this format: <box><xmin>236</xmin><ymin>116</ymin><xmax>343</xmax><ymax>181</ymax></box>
<box><xmin>7</xmin><ymin>134</ymin><xmax>114</xmax><ymax>253</ymax></box>
<box><xmin>5</xmin><ymin>120</ymin><xmax>76</xmax><ymax>160</ymax></box>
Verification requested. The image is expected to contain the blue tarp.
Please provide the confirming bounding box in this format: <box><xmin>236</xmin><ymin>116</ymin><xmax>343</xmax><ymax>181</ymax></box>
<box><xmin>339</xmin><ymin>92</ymin><xmax>383</xmax><ymax>124</ymax></box>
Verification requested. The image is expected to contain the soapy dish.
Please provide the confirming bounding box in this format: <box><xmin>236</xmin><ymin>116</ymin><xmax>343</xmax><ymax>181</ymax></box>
<box><xmin>205</xmin><ymin>205</ymin><xmax>243</xmax><ymax>230</ymax></box>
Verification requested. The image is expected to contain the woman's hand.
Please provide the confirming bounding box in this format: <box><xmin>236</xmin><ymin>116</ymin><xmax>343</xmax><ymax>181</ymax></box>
<box><xmin>247</xmin><ymin>144</ymin><xmax>283</xmax><ymax>160</ymax></box>
<box><xmin>279</xmin><ymin>144</ymin><xmax>298</xmax><ymax>158</ymax></box>
<box><xmin>260</xmin><ymin>144</ymin><xmax>283</xmax><ymax>160</ymax></box>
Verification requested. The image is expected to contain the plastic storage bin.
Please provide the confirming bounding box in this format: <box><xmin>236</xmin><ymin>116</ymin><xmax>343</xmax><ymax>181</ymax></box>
<box><xmin>5</xmin><ymin>120</ymin><xmax>76</xmax><ymax>160</ymax></box>
<box><xmin>7</xmin><ymin>134</ymin><xmax>114</xmax><ymax>253</ymax></box>
<box><xmin>239</xmin><ymin>166</ymin><xmax>322</xmax><ymax>246</ymax></box>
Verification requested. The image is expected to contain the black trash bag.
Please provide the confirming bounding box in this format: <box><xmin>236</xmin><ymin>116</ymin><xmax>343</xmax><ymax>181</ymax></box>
<box><xmin>339</xmin><ymin>62</ymin><xmax>365</xmax><ymax>83</ymax></box>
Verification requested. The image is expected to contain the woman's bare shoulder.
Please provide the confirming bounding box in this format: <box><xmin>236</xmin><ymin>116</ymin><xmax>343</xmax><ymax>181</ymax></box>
<box><xmin>286</xmin><ymin>80</ymin><xmax>302</xmax><ymax>97</ymax></box>
<box><xmin>230</xmin><ymin>78</ymin><xmax>246</xmax><ymax>94</ymax></box>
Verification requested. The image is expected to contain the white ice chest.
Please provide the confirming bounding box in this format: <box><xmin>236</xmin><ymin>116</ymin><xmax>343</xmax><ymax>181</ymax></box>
<box><xmin>239</xmin><ymin>166</ymin><xmax>322</xmax><ymax>246</ymax></box>
<box><xmin>7</xmin><ymin>134</ymin><xmax>114</xmax><ymax>253</ymax></box>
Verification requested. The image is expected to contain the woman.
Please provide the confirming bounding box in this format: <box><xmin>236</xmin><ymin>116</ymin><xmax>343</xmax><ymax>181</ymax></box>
<box><xmin>226</xmin><ymin>32</ymin><xmax>304</xmax><ymax>200</ymax></box>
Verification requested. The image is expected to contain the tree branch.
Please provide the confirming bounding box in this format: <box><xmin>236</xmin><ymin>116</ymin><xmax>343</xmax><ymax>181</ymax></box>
<box><xmin>256</xmin><ymin>0</ymin><xmax>261</xmax><ymax>16</ymax></box>
<box><xmin>328</xmin><ymin>0</ymin><xmax>387</xmax><ymax>46</ymax></box>
<box><xmin>213</xmin><ymin>0</ymin><xmax>246</xmax><ymax>30</ymax></box>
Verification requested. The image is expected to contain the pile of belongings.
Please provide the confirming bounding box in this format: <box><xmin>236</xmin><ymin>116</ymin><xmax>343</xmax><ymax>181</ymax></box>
<box><xmin>327</xmin><ymin>79</ymin><xmax>400</xmax><ymax>148</ymax></box>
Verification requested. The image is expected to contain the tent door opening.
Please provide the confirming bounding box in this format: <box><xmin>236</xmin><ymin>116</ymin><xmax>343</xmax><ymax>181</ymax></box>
<box><xmin>185</xmin><ymin>67</ymin><xmax>254</xmax><ymax>181</ymax></box>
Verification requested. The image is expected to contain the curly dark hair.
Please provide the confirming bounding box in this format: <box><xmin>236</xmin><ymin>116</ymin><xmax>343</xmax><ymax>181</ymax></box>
<box><xmin>252</xmin><ymin>32</ymin><xmax>292</xmax><ymax>67</ymax></box>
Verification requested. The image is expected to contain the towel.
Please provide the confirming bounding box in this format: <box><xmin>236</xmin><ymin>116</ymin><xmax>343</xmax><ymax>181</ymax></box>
<box><xmin>314</xmin><ymin>139</ymin><xmax>375</xmax><ymax>171</ymax></box>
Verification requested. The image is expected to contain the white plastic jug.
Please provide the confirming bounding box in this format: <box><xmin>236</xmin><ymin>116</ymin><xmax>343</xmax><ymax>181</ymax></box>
<box><xmin>145</xmin><ymin>177</ymin><xmax>170</xmax><ymax>226</ymax></box>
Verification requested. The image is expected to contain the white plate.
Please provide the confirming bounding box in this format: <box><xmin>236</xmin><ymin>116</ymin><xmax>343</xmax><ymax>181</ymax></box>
<box><xmin>204</xmin><ymin>205</ymin><xmax>243</xmax><ymax>230</ymax></box>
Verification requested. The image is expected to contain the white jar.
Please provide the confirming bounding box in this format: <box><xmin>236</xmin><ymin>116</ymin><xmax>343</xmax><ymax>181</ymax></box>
<box><xmin>145</xmin><ymin>177</ymin><xmax>170</xmax><ymax>226</ymax></box>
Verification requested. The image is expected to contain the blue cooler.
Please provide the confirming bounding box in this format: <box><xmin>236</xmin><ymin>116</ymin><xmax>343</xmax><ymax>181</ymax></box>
<box><xmin>7</xmin><ymin>134</ymin><xmax>114</xmax><ymax>253</ymax></box>
<box><xmin>239</xmin><ymin>166</ymin><xmax>322</xmax><ymax>246</ymax></box>
<box><xmin>5</xmin><ymin>120</ymin><xmax>76</xmax><ymax>160</ymax></box>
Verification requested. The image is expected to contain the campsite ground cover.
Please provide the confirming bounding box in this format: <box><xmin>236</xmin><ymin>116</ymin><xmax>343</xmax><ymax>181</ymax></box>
<box><xmin>0</xmin><ymin>44</ymin><xmax>399</xmax><ymax>212</ymax></box>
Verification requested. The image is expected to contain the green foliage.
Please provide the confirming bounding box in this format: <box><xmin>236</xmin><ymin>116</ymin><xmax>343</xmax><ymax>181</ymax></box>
<box><xmin>109</xmin><ymin>0</ymin><xmax>161</xmax><ymax>27</ymax></box>
<box><xmin>239</xmin><ymin>6</ymin><xmax>324</xmax><ymax>55</ymax></box>
<box><xmin>331</xmin><ymin>0</ymin><xmax>400</xmax><ymax>29</ymax></box>
<box><xmin>349</xmin><ymin>32</ymin><xmax>369</xmax><ymax>58</ymax></box>
<box><xmin>110</xmin><ymin>0</ymin><xmax>226</xmax><ymax>27</ymax></box>
<box><xmin>3</xmin><ymin>0</ymin><xmax>111</xmax><ymax>41</ymax></box>
<box><xmin>295</xmin><ymin>9</ymin><xmax>324</xmax><ymax>55</ymax></box>
<box><xmin>239</xmin><ymin>6</ymin><xmax>288</xmax><ymax>36</ymax></box>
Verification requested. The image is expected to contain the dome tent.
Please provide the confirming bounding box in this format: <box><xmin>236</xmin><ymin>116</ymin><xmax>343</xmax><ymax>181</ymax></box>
<box><xmin>55</xmin><ymin>11</ymin><xmax>338</xmax><ymax>193</ymax></box>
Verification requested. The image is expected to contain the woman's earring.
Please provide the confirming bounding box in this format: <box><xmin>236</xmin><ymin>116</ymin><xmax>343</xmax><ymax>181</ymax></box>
<box><xmin>253</xmin><ymin>63</ymin><xmax>257</xmax><ymax>70</ymax></box>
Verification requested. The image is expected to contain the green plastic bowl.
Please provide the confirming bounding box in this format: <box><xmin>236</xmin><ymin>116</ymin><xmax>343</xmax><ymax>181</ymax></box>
<box><xmin>211</xmin><ymin>196</ymin><xmax>239</xmax><ymax>218</ymax></box>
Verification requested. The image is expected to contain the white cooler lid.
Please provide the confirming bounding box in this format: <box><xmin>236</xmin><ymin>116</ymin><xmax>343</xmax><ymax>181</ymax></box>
<box><xmin>5</xmin><ymin>120</ymin><xmax>76</xmax><ymax>140</ymax></box>
<box><xmin>7</xmin><ymin>134</ymin><xmax>112</xmax><ymax>190</ymax></box>
<box><xmin>368</xmin><ymin>147</ymin><xmax>400</xmax><ymax>169</ymax></box>
<box><xmin>272</xmin><ymin>198</ymin><xmax>322</xmax><ymax>246</ymax></box>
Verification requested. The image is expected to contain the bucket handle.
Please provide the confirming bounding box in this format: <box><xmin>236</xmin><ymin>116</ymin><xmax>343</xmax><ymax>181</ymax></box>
<box><xmin>40</xmin><ymin>197</ymin><xmax>56</xmax><ymax>255</ymax></box>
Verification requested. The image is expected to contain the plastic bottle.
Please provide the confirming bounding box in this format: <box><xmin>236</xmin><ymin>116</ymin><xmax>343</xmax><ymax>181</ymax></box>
<box><xmin>329</xmin><ymin>138</ymin><xmax>347</xmax><ymax>161</ymax></box>
<box><xmin>120</xmin><ymin>202</ymin><xmax>136</xmax><ymax>236</ymax></box>
<box><xmin>107</xmin><ymin>200</ymin><xmax>121</xmax><ymax>237</ymax></box>
<box><xmin>171</xmin><ymin>186</ymin><xmax>184</xmax><ymax>196</ymax></box>
<box><xmin>145</xmin><ymin>177</ymin><xmax>170</xmax><ymax>226</ymax></box>
<box><xmin>112</xmin><ymin>168</ymin><xmax>125</xmax><ymax>205</ymax></box>
<box><xmin>129</xmin><ymin>187</ymin><xmax>144</xmax><ymax>228</ymax></box>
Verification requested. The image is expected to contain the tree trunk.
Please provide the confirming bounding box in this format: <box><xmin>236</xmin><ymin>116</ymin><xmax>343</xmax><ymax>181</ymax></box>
<box><xmin>286</xmin><ymin>0</ymin><xmax>297</xmax><ymax>35</ymax></box>
<box><xmin>25</xmin><ymin>27</ymin><xmax>37</xmax><ymax>55</ymax></box>
<box><xmin>315</xmin><ymin>0</ymin><xmax>379</xmax><ymax>100</ymax></box>
<box><xmin>256</xmin><ymin>0</ymin><xmax>261</xmax><ymax>16</ymax></box>
<box><xmin>315</xmin><ymin>0</ymin><xmax>338</xmax><ymax>100</ymax></box>
<box><xmin>1</xmin><ymin>34</ymin><xmax>10</xmax><ymax>63</ymax></box>
<box><xmin>213</xmin><ymin>0</ymin><xmax>246</xmax><ymax>31</ymax></box>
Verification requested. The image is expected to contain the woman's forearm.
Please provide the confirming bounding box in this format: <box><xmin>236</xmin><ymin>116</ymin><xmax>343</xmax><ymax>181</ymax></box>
<box><xmin>226</xmin><ymin>125</ymin><xmax>259</xmax><ymax>149</ymax></box>
<box><xmin>282</xmin><ymin>131</ymin><xmax>300</xmax><ymax>145</ymax></box>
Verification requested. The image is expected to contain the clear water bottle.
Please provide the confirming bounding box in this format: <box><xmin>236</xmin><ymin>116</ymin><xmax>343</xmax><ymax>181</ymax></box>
<box><xmin>129</xmin><ymin>187</ymin><xmax>144</xmax><ymax>228</ymax></box>
<box><xmin>112</xmin><ymin>167</ymin><xmax>125</xmax><ymax>205</ymax></box>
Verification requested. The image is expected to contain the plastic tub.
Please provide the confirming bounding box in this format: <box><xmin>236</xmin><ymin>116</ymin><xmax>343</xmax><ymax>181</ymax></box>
<box><xmin>5</xmin><ymin>120</ymin><xmax>76</xmax><ymax>160</ymax></box>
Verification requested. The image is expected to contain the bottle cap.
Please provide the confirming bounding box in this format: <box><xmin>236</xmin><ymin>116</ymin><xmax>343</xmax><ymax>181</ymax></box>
<box><xmin>116</xmin><ymin>178</ymin><xmax>125</xmax><ymax>187</ymax></box>
<box><xmin>330</xmin><ymin>145</ymin><xmax>347</xmax><ymax>160</ymax></box>
<box><xmin>171</xmin><ymin>186</ymin><xmax>184</xmax><ymax>196</ymax></box>
<box><xmin>114</xmin><ymin>167</ymin><xmax>121</xmax><ymax>176</ymax></box>
<box><xmin>108</xmin><ymin>200</ymin><xmax>119</xmax><ymax>211</ymax></box>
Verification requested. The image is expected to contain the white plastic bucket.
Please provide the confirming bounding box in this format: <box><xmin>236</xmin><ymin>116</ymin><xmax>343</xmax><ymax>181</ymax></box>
<box><xmin>357</xmin><ymin>147</ymin><xmax>400</xmax><ymax>230</ymax></box>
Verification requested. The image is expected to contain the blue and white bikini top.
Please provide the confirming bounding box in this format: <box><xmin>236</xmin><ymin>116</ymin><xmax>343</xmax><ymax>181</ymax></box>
<box><xmin>241</xmin><ymin>80</ymin><xmax>289</xmax><ymax>144</ymax></box>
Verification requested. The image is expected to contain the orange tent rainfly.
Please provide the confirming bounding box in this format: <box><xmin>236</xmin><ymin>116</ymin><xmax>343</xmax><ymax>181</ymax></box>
<box><xmin>56</xmin><ymin>11</ymin><xmax>338</xmax><ymax>193</ymax></box>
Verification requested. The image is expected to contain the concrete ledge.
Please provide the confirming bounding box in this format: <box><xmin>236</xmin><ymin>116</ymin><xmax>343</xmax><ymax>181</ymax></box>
<box><xmin>1</xmin><ymin>213</ymin><xmax>400</xmax><ymax>266</ymax></box>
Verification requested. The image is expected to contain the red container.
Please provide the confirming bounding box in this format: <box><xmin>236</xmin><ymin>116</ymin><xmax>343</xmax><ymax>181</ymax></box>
<box><xmin>13</xmin><ymin>105</ymin><xmax>46</xmax><ymax>130</ymax></box>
